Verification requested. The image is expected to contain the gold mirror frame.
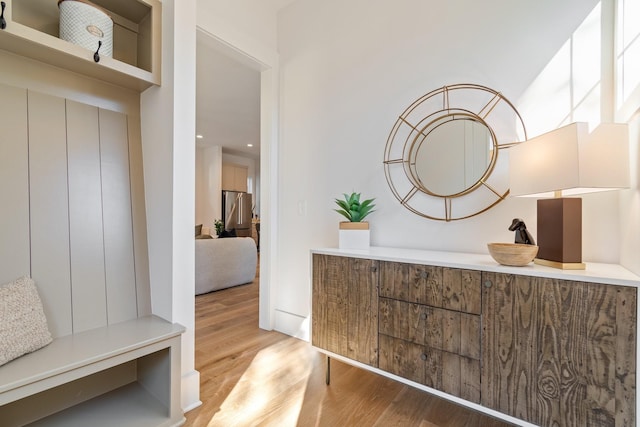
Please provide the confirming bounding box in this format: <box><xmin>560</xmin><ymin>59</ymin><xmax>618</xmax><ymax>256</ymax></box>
<box><xmin>384</xmin><ymin>83</ymin><xmax>527</xmax><ymax>221</ymax></box>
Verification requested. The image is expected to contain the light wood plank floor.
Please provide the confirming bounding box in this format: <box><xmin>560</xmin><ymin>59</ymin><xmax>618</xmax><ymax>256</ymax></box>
<box><xmin>184</xmin><ymin>273</ymin><xmax>515</xmax><ymax>427</ymax></box>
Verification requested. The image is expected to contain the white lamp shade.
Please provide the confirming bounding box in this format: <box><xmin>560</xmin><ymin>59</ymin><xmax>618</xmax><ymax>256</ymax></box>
<box><xmin>509</xmin><ymin>122</ymin><xmax>630</xmax><ymax>197</ymax></box>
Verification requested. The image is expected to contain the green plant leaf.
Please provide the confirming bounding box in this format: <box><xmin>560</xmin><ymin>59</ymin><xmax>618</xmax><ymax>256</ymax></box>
<box><xmin>334</xmin><ymin>192</ymin><xmax>376</xmax><ymax>222</ymax></box>
<box><xmin>359</xmin><ymin>206</ymin><xmax>375</xmax><ymax>220</ymax></box>
<box><xmin>334</xmin><ymin>208</ymin><xmax>352</xmax><ymax>221</ymax></box>
<box><xmin>334</xmin><ymin>201</ymin><xmax>345</xmax><ymax>211</ymax></box>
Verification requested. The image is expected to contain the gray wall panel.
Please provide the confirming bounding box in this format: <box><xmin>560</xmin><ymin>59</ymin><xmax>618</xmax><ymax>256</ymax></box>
<box><xmin>127</xmin><ymin>115</ymin><xmax>152</xmax><ymax>316</ymax></box>
<box><xmin>3</xmin><ymin>81</ymin><xmax>148</xmax><ymax>338</ymax></box>
<box><xmin>99</xmin><ymin>108</ymin><xmax>138</xmax><ymax>324</ymax></box>
<box><xmin>28</xmin><ymin>91</ymin><xmax>72</xmax><ymax>338</ymax></box>
<box><xmin>66</xmin><ymin>100</ymin><xmax>108</xmax><ymax>333</ymax></box>
<box><xmin>0</xmin><ymin>84</ymin><xmax>30</xmax><ymax>285</ymax></box>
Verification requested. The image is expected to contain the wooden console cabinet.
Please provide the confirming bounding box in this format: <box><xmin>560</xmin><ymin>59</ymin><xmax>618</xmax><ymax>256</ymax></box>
<box><xmin>311</xmin><ymin>249</ymin><xmax>639</xmax><ymax>427</ymax></box>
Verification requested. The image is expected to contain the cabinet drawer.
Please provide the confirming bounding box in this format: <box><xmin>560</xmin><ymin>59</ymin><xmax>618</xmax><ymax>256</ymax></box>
<box><xmin>379</xmin><ymin>334</ymin><xmax>480</xmax><ymax>403</ymax></box>
<box><xmin>379</xmin><ymin>262</ymin><xmax>481</xmax><ymax>314</ymax></box>
<box><xmin>379</xmin><ymin>298</ymin><xmax>480</xmax><ymax>360</ymax></box>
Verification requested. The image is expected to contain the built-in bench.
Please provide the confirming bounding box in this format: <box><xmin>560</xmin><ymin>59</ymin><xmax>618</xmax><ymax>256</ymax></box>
<box><xmin>0</xmin><ymin>315</ymin><xmax>185</xmax><ymax>427</ymax></box>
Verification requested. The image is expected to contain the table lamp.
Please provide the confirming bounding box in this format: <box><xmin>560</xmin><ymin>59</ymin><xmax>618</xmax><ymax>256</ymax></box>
<box><xmin>509</xmin><ymin>122</ymin><xmax>629</xmax><ymax>269</ymax></box>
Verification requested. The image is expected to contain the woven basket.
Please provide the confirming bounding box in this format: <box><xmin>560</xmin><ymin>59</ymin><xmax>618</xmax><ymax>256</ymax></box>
<box><xmin>58</xmin><ymin>0</ymin><xmax>113</xmax><ymax>57</ymax></box>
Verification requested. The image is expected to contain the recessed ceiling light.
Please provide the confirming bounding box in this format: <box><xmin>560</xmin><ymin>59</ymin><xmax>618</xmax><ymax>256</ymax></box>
<box><xmin>196</xmin><ymin>134</ymin><xmax>203</xmax><ymax>139</ymax></box>
<box><xmin>247</xmin><ymin>144</ymin><xmax>253</xmax><ymax>147</ymax></box>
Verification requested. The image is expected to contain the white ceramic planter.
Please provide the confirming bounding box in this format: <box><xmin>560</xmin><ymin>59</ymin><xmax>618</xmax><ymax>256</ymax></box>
<box><xmin>338</xmin><ymin>222</ymin><xmax>370</xmax><ymax>249</ymax></box>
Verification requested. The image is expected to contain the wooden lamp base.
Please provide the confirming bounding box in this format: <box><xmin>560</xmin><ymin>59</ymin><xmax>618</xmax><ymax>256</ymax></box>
<box><xmin>535</xmin><ymin>197</ymin><xmax>586</xmax><ymax>270</ymax></box>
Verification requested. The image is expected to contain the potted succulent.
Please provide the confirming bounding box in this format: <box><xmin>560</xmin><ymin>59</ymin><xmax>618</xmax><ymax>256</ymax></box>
<box><xmin>213</xmin><ymin>219</ymin><xmax>224</xmax><ymax>237</ymax></box>
<box><xmin>334</xmin><ymin>192</ymin><xmax>375</xmax><ymax>249</ymax></box>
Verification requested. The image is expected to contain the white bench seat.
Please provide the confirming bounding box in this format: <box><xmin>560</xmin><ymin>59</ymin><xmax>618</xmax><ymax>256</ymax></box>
<box><xmin>0</xmin><ymin>315</ymin><xmax>185</xmax><ymax>427</ymax></box>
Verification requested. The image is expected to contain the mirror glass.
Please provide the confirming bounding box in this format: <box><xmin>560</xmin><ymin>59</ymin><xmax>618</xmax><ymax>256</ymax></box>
<box><xmin>414</xmin><ymin>119</ymin><xmax>493</xmax><ymax>196</ymax></box>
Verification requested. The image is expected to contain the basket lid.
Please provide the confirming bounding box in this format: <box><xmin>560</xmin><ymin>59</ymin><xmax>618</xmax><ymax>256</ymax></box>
<box><xmin>57</xmin><ymin>0</ymin><xmax>112</xmax><ymax>20</ymax></box>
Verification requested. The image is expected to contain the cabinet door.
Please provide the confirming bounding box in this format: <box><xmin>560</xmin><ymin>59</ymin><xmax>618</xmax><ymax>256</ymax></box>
<box><xmin>312</xmin><ymin>254</ymin><xmax>379</xmax><ymax>367</ymax></box>
<box><xmin>221</xmin><ymin>163</ymin><xmax>236</xmax><ymax>191</ymax></box>
<box><xmin>234</xmin><ymin>166</ymin><xmax>248</xmax><ymax>192</ymax></box>
<box><xmin>482</xmin><ymin>272</ymin><xmax>637</xmax><ymax>426</ymax></box>
<box><xmin>222</xmin><ymin>163</ymin><xmax>248</xmax><ymax>192</ymax></box>
<box><xmin>481</xmin><ymin>272</ymin><xmax>538</xmax><ymax>422</ymax></box>
<box><xmin>557</xmin><ymin>280</ymin><xmax>636</xmax><ymax>427</ymax></box>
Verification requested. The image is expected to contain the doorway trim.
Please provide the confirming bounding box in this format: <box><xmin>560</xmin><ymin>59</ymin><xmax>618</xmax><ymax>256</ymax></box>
<box><xmin>195</xmin><ymin>26</ymin><xmax>278</xmax><ymax>330</ymax></box>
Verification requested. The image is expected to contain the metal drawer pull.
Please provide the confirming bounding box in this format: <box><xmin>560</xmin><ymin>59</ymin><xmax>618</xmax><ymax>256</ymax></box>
<box><xmin>420</xmin><ymin>312</ymin><xmax>427</xmax><ymax>320</ymax></box>
<box><xmin>420</xmin><ymin>271</ymin><xmax>429</xmax><ymax>279</ymax></box>
<box><xmin>484</xmin><ymin>280</ymin><xmax>493</xmax><ymax>288</ymax></box>
<box><xmin>420</xmin><ymin>353</ymin><xmax>428</xmax><ymax>361</ymax></box>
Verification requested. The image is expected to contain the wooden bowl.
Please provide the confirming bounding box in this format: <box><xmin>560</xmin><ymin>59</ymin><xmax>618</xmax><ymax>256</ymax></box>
<box><xmin>487</xmin><ymin>243</ymin><xmax>539</xmax><ymax>267</ymax></box>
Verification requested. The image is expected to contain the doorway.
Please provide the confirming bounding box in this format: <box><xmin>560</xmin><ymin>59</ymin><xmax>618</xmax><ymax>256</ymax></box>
<box><xmin>194</xmin><ymin>27</ymin><xmax>276</xmax><ymax>330</ymax></box>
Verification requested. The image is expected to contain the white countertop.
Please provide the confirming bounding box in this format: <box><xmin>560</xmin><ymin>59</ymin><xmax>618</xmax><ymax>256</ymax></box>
<box><xmin>311</xmin><ymin>246</ymin><xmax>640</xmax><ymax>288</ymax></box>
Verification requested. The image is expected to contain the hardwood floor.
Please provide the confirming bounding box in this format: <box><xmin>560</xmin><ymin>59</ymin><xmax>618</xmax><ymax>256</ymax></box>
<box><xmin>184</xmin><ymin>273</ymin><xmax>515</xmax><ymax>427</ymax></box>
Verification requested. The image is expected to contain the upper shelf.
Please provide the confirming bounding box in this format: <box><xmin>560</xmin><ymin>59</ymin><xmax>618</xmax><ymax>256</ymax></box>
<box><xmin>0</xmin><ymin>0</ymin><xmax>161</xmax><ymax>91</ymax></box>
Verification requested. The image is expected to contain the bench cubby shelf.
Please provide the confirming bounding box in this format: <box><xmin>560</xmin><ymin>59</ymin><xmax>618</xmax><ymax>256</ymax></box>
<box><xmin>0</xmin><ymin>0</ymin><xmax>161</xmax><ymax>91</ymax></box>
<box><xmin>0</xmin><ymin>316</ymin><xmax>185</xmax><ymax>427</ymax></box>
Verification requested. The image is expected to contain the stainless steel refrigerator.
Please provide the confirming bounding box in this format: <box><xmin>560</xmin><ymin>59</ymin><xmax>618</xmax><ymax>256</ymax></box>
<box><xmin>222</xmin><ymin>190</ymin><xmax>253</xmax><ymax>237</ymax></box>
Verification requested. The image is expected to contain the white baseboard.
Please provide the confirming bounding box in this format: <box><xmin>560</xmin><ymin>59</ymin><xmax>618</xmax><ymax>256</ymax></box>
<box><xmin>181</xmin><ymin>369</ymin><xmax>202</xmax><ymax>412</ymax></box>
<box><xmin>274</xmin><ymin>310</ymin><xmax>310</xmax><ymax>341</ymax></box>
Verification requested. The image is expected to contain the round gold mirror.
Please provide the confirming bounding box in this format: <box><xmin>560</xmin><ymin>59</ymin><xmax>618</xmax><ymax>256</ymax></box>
<box><xmin>411</xmin><ymin>116</ymin><xmax>496</xmax><ymax>197</ymax></box>
<box><xmin>384</xmin><ymin>84</ymin><xmax>526</xmax><ymax>221</ymax></box>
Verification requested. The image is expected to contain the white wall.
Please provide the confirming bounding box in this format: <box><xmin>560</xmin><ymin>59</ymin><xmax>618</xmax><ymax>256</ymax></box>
<box><xmin>619</xmin><ymin>113</ymin><xmax>640</xmax><ymax>275</ymax></box>
<box><xmin>616</xmin><ymin>0</ymin><xmax>640</xmax><ymax>276</ymax></box>
<box><xmin>195</xmin><ymin>145</ymin><xmax>223</xmax><ymax>229</ymax></box>
<box><xmin>196</xmin><ymin>0</ymin><xmax>279</xmax><ymax>61</ymax></box>
<box><xmin>274</xmin><ymin>0</ymin><xmax>624</xmax><ymax>330</ymax></box>
<box><xmin>141</xmin><ymin>0</ymin><xmax>200</xmax><ymax>411</ymax></box>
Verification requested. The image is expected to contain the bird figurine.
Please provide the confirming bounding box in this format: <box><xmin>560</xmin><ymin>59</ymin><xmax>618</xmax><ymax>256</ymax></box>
<box><xmin>508</xmin><ymin>218</ymin><xmax>536</xmax><ymax>245</ymax></box>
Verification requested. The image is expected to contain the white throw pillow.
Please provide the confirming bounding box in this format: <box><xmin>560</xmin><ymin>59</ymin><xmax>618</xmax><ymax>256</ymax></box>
<box><xmin>0</xmin><ymin>276</ymin><xmax>53</xmax><ymax>366</ymax></box>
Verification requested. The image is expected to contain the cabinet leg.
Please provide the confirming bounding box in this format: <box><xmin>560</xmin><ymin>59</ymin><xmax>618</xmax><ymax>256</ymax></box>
<box><xmin>325</xmin><ymin>356</ymin><xmax>331</xmax><ymax>385</ymax></box>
